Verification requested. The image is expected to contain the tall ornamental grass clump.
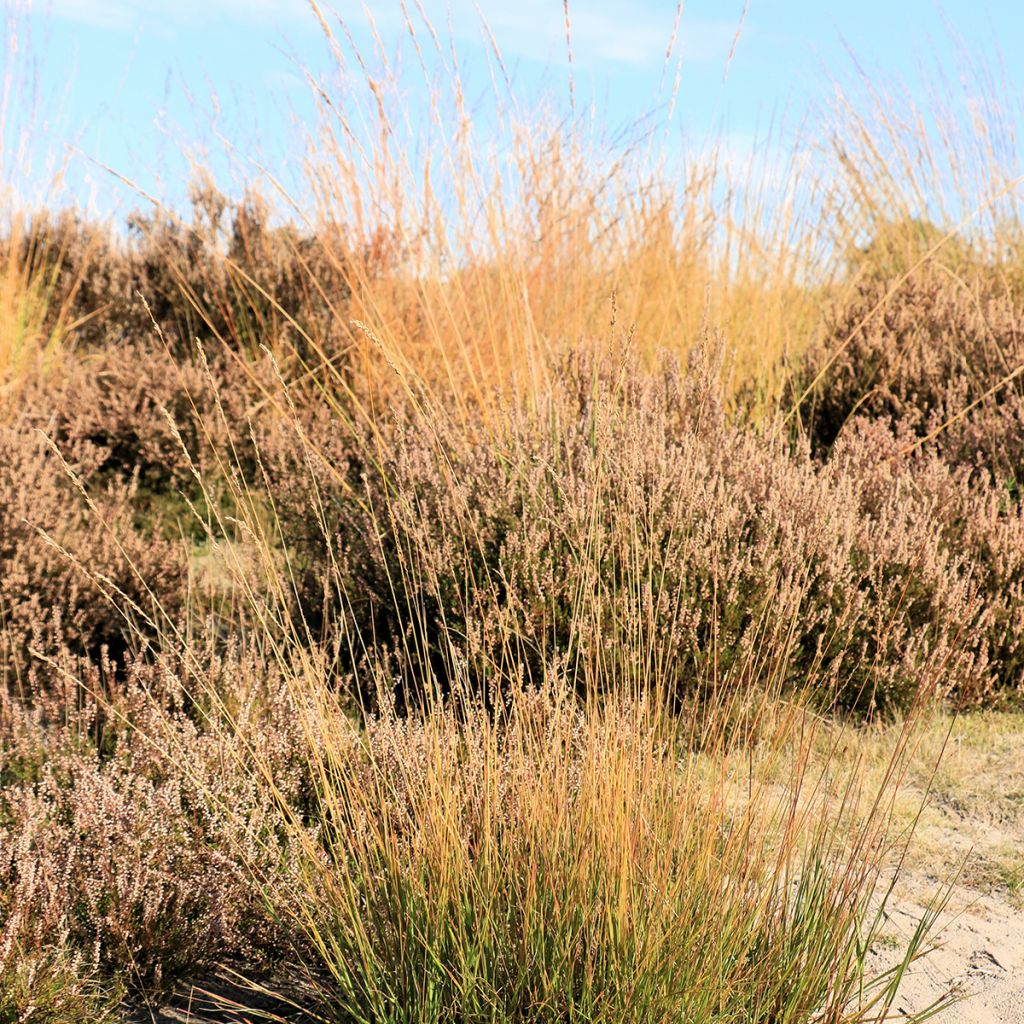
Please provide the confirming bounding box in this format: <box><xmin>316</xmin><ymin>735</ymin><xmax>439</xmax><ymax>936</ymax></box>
<box><xmin>267</xmin><ymin>675</ymin><xmax>941</xmax><ymax>1024</ymax></box>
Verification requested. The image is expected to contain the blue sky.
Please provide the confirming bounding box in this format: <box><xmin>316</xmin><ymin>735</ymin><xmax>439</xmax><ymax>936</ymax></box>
<box><xmin>6</xmin><ymin>1</ymin><xmax>1024</xmax><ymax>216</ymax></box>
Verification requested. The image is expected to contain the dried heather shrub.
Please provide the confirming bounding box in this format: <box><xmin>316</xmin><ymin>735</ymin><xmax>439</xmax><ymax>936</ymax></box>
<box><xmin>17</xmin><ymin>346</ymin><xmax>204</xmax><ymax>489</ymax></box>
<box><xmin>834</xmin><ymin>416</ymin><xmax>1024</xmax><ymax>702</ymax></box>
<box><xmin>795</xmin><ymin>266</ymin><xmax>1024</xmax><ymax>480</ymax></box>
<box><xmin>0</xmin><ymin>795</ymin><xmax>121</xmax><ymax>1024</ymax></box>
<box><xmin>0</xmin><ymin>426</ymin><xmax>188</xmax><ymax>692</ymax></box>
<box><xmin>0</xmin><ymin>642</ymin><xmax>313</xmax><ymax>1010</ymax></box>
<box><xmin>263</xmin><ymin>347</ymin><xmax>979</xmax><ymax>716</ymax></box>
<box><xmin>14</xmin><ymin>340</ymin><xmax>280</xmax><ymax>496</ymax></box>
<box><xmin>781</xmin><ymin>260</ymin><xmax>1024</xmax><ymax>702</ymax></box>
<box><xmin>7</xmin><ymin>184</ymin><xmax>369</xmax><ymax>366</ymax></box>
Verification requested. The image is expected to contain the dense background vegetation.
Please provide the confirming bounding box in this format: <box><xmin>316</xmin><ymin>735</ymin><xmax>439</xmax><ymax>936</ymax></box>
<box><xmin>4</xmin><ymin>9</ymin><xmax>1024</xmax><ymax>1022</ymax></box>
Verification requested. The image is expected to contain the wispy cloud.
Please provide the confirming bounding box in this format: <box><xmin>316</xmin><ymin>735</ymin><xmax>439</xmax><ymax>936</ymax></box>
<box><xmin>44</xmin><ymin>0</ymin><xmax>747</xmax><ymax>71</ymax></box>
<box><xmin>374</xmin><ymin>1</ymin><xmax>744</xmax><ymax>69</ymax></box>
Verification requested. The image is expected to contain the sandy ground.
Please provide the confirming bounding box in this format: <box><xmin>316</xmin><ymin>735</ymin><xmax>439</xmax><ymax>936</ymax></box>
<box><xmin>870</xmin><ymin>881</ymin><xmax>1024</xmax><ymax>1023</ymax></box>
<box><xmin>864</xmin><ymin>712</ymin><xmax>1024</xmax><ymax>1022</ymax></box>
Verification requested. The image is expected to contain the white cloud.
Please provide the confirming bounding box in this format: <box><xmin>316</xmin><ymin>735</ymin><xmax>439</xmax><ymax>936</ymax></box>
<box><xmin>42</xmin><ymin>0</ymin><xmax>746</xmax><ymax>71</ymax></box>
<box><xmin>367</xmin><ymin>1</ymin><xmax>743</xmax><ymax>69</ymax></box>
<box><xmin>508</xmin><ymin>3</ymin><xmax>737</xmax><ymax>68</ymax></box>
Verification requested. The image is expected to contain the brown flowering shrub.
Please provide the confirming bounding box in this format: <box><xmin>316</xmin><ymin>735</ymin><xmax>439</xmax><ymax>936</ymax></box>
<box><xmin>262</xmin><ymin>347</ymin><xmax>981</xmax><ymax>717</ymax></box>
<box><xmin>794</xmin><ymin>266</ymin><xmax>1024</xmax><ymax>483</ymax></box>
<box><xmin>17</xmin><ymin>345</ymin><xmax>209</xmax><ymax>491</ymax></box>
<box><xmin>15</xmin><ymin>341</ymin><xmax>271</xmax><ymax>496</ymax></box>
<box><xmin>2</xmin><ymin>183</ymin><xmax>377</xmax><ymax>367</ymax></box>
<box><xmin>0</xmin><ymin>425</ymin><xmax>188</xmax><ymax>692</ymax></box>
<box><xmin>0</xmin><ymin>812</ymin><xmax>120</xmax><ymax>1024</ymax></box>
<box><xmin>0</xmin><ymin>641</ymin><xmax>313</xmax><ymax>1015</ymax></box>
<box><xmin>785</xmin><ymin>262</ymin><xmax>1024</xmax><ymax>699</ymax></box>
<box><xmin>833</xmin><ymin>416</ymin><xmax>1024</xmax><ymax>701</ymax></box>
